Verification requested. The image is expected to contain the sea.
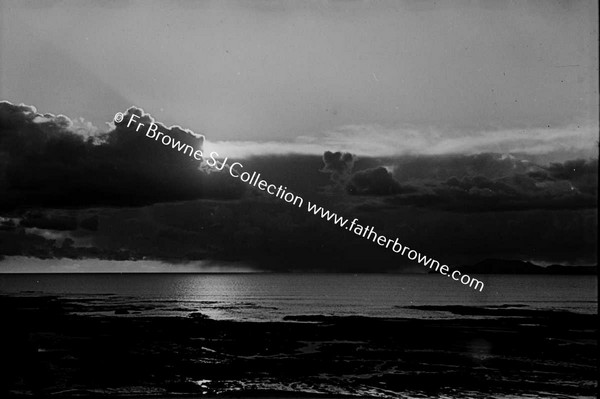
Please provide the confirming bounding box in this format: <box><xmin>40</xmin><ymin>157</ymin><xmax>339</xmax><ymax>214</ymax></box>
<box><xmin>0</xmin><ymin>273</ymin><xmax>596</xmax><ymax>321</ymax></box>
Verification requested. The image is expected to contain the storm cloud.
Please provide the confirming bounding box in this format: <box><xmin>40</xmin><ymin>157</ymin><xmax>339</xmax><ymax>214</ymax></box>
<box><xmin>0</xmin><ymin>102</ymin><xmax>597</xmax><ymax>270</ymax></box>
<box><xmin>344</xmin><ymin>154</ymin><xmax>598</xmax><ymax>213</ymax></box>
<box><xmin>320</xmin><ymin>151</ymin><xmax>356</xmax><ymax>185</ymax></box>
<box><xmin>347</xmin><ymin>167</ymin><xmax>411</xmax><ymax>196</ymax></box>
<box><xmin>0</xmin><ymin>101</ymin><xmax>245</xmax><ymax>211</ymax></box>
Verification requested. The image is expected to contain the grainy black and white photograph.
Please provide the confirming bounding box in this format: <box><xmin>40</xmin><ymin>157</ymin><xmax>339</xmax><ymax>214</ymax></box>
<box><xmin>0</xmin><ymin>1</ymin><xmax>598</xmax><ymax>398</ymax></box>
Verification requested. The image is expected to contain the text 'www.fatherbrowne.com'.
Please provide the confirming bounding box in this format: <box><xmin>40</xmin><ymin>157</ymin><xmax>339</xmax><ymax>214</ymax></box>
<box><xmin>116</xmin><ymin>110</ymin><xmax>484</xmax><ymax>292</ymax></box>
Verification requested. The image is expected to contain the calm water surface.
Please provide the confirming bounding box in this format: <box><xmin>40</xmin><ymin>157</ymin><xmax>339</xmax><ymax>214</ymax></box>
<box><xmin>0</xmin><ymin>273</ymin><xmax>596</xmax><ymax>321</ymax></box>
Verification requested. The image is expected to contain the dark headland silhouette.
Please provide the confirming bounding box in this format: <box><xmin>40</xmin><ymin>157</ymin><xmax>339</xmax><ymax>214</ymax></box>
<box><xmin>453</xmin><ymin>258</ymin><xmax>597</xmax><ymax>275</ymax></box>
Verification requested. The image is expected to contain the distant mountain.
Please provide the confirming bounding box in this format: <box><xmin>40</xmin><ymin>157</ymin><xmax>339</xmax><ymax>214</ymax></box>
<box><xmin>456</xmin><ymin>259</ymin><xmax>597</xmax><ymax>275</ymax></box>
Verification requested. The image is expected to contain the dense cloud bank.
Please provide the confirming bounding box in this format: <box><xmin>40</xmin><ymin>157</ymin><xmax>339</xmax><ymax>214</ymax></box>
<box><xmin>321</xmin><ymin>151</ymin><xmax>597</xmax><ymax>212</ymax></box>
<box><xmin>0</xmin><ymin>102</ymin><xmax>243</xmax><ymax>210</ymax></box>
<box><xmin>0</xmin><ymin>102</ymin><xmax>597</xmax><ymax>269</ymax></box>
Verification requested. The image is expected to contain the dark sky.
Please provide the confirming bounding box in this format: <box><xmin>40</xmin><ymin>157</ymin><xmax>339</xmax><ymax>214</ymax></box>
<box><xmin>0</xmin><ymin>0</ymin><xmax>597</xmax><ymax>272</ymax></box>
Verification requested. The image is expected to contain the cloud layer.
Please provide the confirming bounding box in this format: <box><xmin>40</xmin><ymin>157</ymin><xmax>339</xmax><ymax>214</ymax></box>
<box><xmin>0</xmin><ymin>101</ymin><xmax>245</xmax><ymax>210</ymax></box>
<box><xmin>1</xmin><ymin>102</ymin><xmax>597</xmax><ymax>270</ymax></box>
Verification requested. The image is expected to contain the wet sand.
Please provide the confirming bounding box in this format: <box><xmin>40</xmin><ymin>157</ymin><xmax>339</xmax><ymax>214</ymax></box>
<box><xmin>0</xmin><ymin>295</ymin><xmax>596</xmax><ymax>398</ymax></box>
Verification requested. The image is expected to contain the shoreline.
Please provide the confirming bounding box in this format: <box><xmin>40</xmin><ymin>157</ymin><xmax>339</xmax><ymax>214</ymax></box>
<box><xmin>1</xmin><ymin>294</ymin><xmax>597</xmax><ymax>398</ymax></box>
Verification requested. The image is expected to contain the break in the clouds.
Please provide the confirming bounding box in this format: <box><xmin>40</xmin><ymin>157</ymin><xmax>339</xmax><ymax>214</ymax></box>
<box><xmin>203</xmin><ymin>122</ymin><xmax>598</xmax><ymax>160</ymax></box>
